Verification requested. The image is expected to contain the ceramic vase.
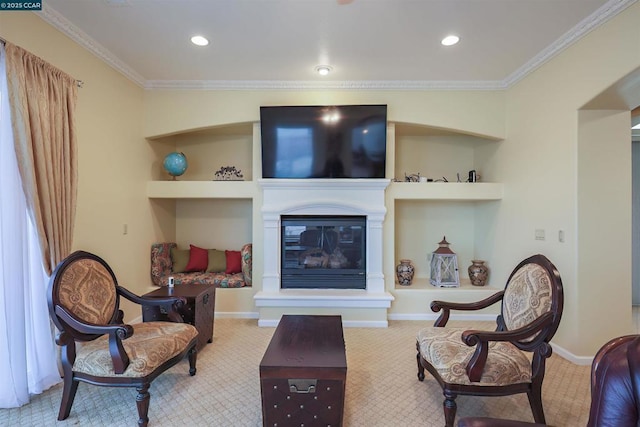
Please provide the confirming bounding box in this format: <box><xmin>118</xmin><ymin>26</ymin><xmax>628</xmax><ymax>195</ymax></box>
<box><xmin>468</xmin><ymin>260</ymin><xmax>489</xmax><ymax>286</ymax></box>
<box><xmin>396</xmin><ymin>259</ymin><xmax>415</xmax><ymax>286</ymax></box>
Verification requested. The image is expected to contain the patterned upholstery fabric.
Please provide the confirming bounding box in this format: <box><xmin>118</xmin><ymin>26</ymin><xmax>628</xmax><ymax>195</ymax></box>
<box><xmin>73</xmin><ymin>322</ymin><xmax>198</xmax><ymax>378</ymax></box>
<box><xmin>58</xmin><ymin>259</ymin><xmax>117</xmax><ymax>325</ymax></box>
<box><xmin>150</xmin><ymin>242</ymin><xmax>252</xmax><ymax>288</ymax></box>
<box><xmin>417</xmin><ymin>326</ymin><xmax>532</xmax><ymax>386</ymax></box>
<box><xmin>150</xmin><ymin>242</ymin><xmax>176</xmax><ymax>286</ymax></box>
<box><xmin>503</xmin><ymin>263</ymin><xmax>552</xmax><ymax>334</ymax></box>
<box><xmin>417</xmin><ymin>262</ymin><xmax>555</xmax><ymax>387</ymax></box>
<box><xmin>241</xmin><ymin>243</ymin><xmax>252</xmax><ymax>287</ymax></box>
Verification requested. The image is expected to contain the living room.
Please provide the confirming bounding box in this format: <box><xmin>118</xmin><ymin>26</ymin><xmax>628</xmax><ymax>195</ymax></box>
<box><xmin>2</xmin><ymin>1</ymin><xmax>640</xmax><ymax>425</ymax></box>
<box><xmin>2</xmin><ymin>0</ymin><xmax>639</xmax><ymax>360</ymax></box>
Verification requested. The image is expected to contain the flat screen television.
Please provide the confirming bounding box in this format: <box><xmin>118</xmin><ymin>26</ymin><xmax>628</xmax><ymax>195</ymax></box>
<box><xmin>260</xmin><ymin>104</ymin><xmax>387</xmax><ymax>179</ymax></box>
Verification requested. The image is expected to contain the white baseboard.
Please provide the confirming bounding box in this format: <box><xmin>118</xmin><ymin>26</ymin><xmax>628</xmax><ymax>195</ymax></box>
<box><xmin>257</xmin><ymin>318</ymin><xmax>389</xmax><ymax>328</ymax></box>
<box><xmin>215</xmin><ymin>311</ymin><xmax>259</xmax><ymax>319</ymax></box>
<box><xmin>342</xmin><ymin>320</ymin><xmax>389</xmax><ymax>328</ymax></box>
<box><xmin>388</xmin><ymin>313</ymin><xmax>498</xmax><ymax>322</ymax></box>
<box><xmin>551</xmin><ymin>342</ymin><xmax>593</xmax><ymax>366</ymax></box>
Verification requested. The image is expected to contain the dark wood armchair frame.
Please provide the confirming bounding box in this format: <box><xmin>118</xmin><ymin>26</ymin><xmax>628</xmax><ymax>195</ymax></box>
<box><xmin>48</xmin><ymin>251</ymin><xmax>198</xmax><ymax>427</ymax></box>
<box><xmin>457</xmin><ymin>335</ymin><xmax>640</xmax><ymax>427</ymax></box>
<box><xmin>417</xmin><ymin>254</ymin><xmax>564</xmax><ymax>427</ymax></box>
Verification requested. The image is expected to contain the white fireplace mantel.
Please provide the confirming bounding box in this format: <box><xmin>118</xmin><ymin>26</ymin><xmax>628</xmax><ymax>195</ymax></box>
<box><xmin>254</xmin><ymin>178</ymin><xmax>395</xmax><ymax>327</ymax></box>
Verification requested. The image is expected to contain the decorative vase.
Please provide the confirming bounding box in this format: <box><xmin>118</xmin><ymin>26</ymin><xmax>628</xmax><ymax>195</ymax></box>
<box><xmin>468</xmin><ymin>260</ymin><xmax>489</xmax><ymax>286</ymax></box>
<box><xmin>396</xmin><ymin>259</ymin><xmax>415</xmax><ymax>286</ymax></box>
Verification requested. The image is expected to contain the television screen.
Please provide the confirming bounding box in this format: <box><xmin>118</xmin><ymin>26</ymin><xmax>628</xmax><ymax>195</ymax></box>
<box><xmin>260</xmin><ymin>104</ymin><xmax>387</xmax><ymax>179</ymax></box>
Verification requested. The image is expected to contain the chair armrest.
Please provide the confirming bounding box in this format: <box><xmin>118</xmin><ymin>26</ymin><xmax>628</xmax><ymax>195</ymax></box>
<box><xmin>55</xmin><ymin>305</ymin><xmax>133</xmax><ymax>374</ymax></box>
<box><xmin>117</xmin><ymin>286</ymin><xmax>186</xmax><ymax>323</ymax></box>
<box><xmin>55</xmin><ymin>305</ymin><xmax>133</xmax><ymax>337</ymax></box>
<box><xmin>431</xmin><ymin>290</ymin><xmax>504</xmax><ymax>327</ymax></box>
<box><xmin>462</xmin><ymin>311</ymin><xmax>554</xmax><ymax>345</ymax></box>
<box><xmin>462</xmin><ymin>312</ymin><xmax>554</xmax><ymax>382</ymax></box>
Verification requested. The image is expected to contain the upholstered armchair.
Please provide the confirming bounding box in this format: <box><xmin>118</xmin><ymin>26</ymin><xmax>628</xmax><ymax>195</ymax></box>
<box><xmin>48</xmin><ymin>251</ymin><xmax>199</xmax><ymax>427</ymax></box>
<box><xmin>416</xmin><ymin>254</ymin><xmax>564</xmax><ymax>427</ymax></box>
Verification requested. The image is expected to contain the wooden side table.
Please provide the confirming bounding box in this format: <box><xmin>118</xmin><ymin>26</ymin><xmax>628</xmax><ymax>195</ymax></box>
<box><xmin>142</xmin><ymin>284</ymin><xmax>216</xmax><ymax>351</ymax></box>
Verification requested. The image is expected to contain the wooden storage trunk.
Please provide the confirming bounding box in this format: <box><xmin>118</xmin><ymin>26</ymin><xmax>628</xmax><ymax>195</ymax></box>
<box><xmin>142</xmin><ymin>284</ymin><xmax>215</xmax><ymax>351</ymax></box>
<box><xmin>259</xmin><ymin>315</ymin><xmax>347</xmax><ymax>427</ymax></box>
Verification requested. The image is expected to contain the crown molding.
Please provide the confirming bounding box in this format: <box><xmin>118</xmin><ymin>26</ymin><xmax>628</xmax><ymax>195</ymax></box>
<box><xmin>37</xmin><ymin>0</ymin><xmax>637</xmax><ymax>91</ymax></box>
<box><xmin>37</xmin><ymin>4</ymin><xmax>146</xmax><ymax>87</ymax></box>
<box><xmin>504</xmin><ymin>0</ymin><xmax>637</xmax><ymax>87</ymax></box>
<box><xmin>143</xmin><ymin>79</ymin><xmax>506</xmax><ymax>91</ymax></box>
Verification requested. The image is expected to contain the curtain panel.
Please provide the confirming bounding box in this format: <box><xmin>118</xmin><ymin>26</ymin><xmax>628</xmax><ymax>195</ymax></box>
<box><xmin>4</xmin><ymin>42</ymin><xmax>78</xmax><ymax>274</ymax></box>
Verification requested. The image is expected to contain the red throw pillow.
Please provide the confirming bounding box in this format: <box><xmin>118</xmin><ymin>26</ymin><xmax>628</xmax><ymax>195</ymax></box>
<box><xmin>225</xmin><ymin>250</ymin><xmax>242</xmax><ymax>274</ymax></box>
<box><xmin>185</xmin><ymin>244</ymin><xmax>209</xmax><ymax>272</ymax></box>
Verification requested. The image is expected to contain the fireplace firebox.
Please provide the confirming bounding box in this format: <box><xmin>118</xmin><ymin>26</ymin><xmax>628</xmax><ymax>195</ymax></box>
<box><xmin>281</xmin><ymin>215</ymin><xmax>366</xmax><ymax>289</ymax></box>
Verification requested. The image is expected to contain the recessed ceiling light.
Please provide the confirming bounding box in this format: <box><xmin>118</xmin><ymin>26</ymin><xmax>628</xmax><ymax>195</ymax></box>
<box><xmin>441</xmin><ymin>35</ymin><xmax>460</xmax><ymax>46</ymax></box>
<box><xmin>191</xmin><ymin>35</ymin><xmax>209</xmax><ymax>46</ymax></box>
<box><xmin>315</xmin><ymin>65</ymin><xmax>332</xmax><ymax>76</ymax></box>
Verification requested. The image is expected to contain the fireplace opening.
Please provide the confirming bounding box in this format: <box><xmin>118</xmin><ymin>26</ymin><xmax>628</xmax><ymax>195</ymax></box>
<box><xmin>281</xmin><ymin>215</ymin><xmax>366</xmax><ymax>289</ymax></box>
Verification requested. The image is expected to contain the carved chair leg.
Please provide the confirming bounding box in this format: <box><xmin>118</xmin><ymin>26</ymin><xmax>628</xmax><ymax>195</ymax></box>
<box><xmin>135</xmin><ymin>383</ymin><xmax>151</xmax><ymax>427</ymax></box>
<box><xmin>443</xmin><ymin>391</ymin><xmax>457</xmax><ymax>427</ymax></box>
<box><xmin>416</xmin><ymin>343</ymin><xmax>425</xmax><ymax>381</ymax></box>
<box><xmin>527</xmin><ymin>383</ymin><xmax>546</xmax><ymax>424</ymax></box>
<box><xmin>188</xmin><ymin>346</ymin><xmax>197</xmax><ymax>376</ymax></box>
<box><xmin>57</xmin><ymin>376</ymin><xmax>79</xmax><ymax>420</ymax></box>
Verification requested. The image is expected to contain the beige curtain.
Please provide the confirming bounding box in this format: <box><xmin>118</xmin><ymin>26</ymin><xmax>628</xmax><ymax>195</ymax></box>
<box><xmin>4</xmin><ymin>42</ymin><xmax>78</xmax><ymax>275</ymax></box>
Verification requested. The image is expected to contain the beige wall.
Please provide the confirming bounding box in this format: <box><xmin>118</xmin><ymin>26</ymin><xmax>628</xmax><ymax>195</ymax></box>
<box><xmin>1</xmin><ymin>12</ymin><xmax>167</xmax><ymax>319</ymax></box>
<box><xmin>144</xmin><ymin>90</ymin><xmax>506</xmax><ymax>140</ymax></box>
<box><xmin>577</xmin><ymin>110</ymin><xmax>633</xmax><ymax>353</ymax></box>
<box><xmin>4</xmin><ymin>2</ymin><xmax>640</xmax><ymax>357</ymax></box>
<box><xmin>494</xmin><ymin>3</ymin><xmax>640</xmax><ymax>356</ymax></box>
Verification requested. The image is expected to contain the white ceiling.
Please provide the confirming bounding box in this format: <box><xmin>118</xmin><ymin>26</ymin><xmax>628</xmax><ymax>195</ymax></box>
<box><xmin>38</xmin><ymin>0</ymin><xmax>635</xmax><ymax>90</ymax></box>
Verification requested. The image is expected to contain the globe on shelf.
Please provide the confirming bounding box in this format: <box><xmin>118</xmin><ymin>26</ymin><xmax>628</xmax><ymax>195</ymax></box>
<box><xmin>163</xmin><ymin>152</ymin><xmax>188</xmax><ymax>180</ymax></box>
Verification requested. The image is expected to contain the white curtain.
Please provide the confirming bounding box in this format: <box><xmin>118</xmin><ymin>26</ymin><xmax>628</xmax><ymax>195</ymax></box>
<box><xmin>0</xmin><ymin>43</ymin><xmax>61</xmax><ymax>408</ymax></box>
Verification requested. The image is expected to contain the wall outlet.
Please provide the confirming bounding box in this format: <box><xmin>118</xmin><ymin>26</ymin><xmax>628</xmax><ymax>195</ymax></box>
<box><xmin>535</xmin><ymin>229</ymin><xmax>545</xmax><ymax>241</ymax></box>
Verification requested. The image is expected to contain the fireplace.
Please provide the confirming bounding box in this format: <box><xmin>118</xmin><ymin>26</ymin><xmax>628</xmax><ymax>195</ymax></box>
<box><xmin>254</xmin><ymin>178</ymin><xmax>394</xmax><ymax>327</ymax></box>
<box><xmin>281</xmin><ymin>215</ymin><xmax>366</xmax><ymax>289</ymax></box>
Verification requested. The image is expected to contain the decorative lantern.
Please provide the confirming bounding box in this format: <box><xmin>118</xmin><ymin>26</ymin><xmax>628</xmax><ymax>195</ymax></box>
<box><xmin>429</xmin><ymin>236</ymin><xmax>460</xmax><ymax>288</ymax></box>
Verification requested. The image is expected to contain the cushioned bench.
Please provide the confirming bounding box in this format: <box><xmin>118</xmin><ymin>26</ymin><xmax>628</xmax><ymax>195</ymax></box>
<box><xmin>151</xmin><ymin>242</ymin><xmax>252</xmax><ymax>288</ymax></box>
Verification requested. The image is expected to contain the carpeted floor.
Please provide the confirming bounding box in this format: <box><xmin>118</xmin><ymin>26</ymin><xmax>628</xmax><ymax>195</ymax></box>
<box><xmin>0</xmin><ymin>319</ymin><xmax>591</xmax><ymax>427</ymax></box>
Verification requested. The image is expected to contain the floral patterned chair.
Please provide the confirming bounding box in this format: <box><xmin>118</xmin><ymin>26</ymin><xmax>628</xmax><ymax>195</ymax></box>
<box><xmin>416</xmin><ymin>254</ymin><xmax>564</xmax><ymax>427</ymax></box>
<box><xmin>48</xmin><ymin>251</ymin><xmax>198</xmax><ymax>427</ymax></box>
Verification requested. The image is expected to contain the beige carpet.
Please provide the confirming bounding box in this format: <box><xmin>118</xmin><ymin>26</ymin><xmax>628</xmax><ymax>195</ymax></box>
<box><xmin>0</xmin><ymin>319</ymin><xmax>591</xmax><ymax>427</ymax></box>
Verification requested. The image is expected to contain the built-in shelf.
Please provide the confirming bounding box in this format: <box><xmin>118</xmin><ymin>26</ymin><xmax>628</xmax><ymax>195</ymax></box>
<box><xmin>391</xmin><ymin>278</ymin><xmax>503</xmax><ymax>317</ymax></box>
<box><xmin>147</xmin><ymin>120</ymin><xmax>505</xmax><ymax>322</ymax></box>
<box><xmin>146</xmin><ymin>180</ymin><xmax>255</xmax><ymax>199</ymax></box>
<box><xmin>146</xmin><ymin>180</ymin><xmax>503</xmax><ymax>201</ymax></box>
<box><xmin>388</xmin><ymin>182</ymin><xmax>503</xmax><ymax>200</ymax></box>
<box><xmin>395</xmin><ymin>277</ymin><xmax>499</xmax><ymax>291</ymax></box>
